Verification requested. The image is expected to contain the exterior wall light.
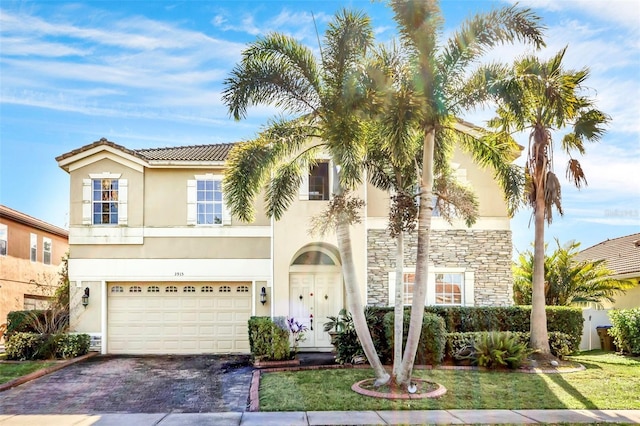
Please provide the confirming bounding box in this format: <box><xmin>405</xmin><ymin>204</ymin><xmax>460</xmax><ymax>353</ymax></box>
<box><xmin>82</xmin><ymin>287</ymin><xmax>90</xmax><ymax>307</ymax></box>
<box><xmin>260</xmin><ymin>286</ymin><xmax>267</xmax><ymax>305</ymax></box>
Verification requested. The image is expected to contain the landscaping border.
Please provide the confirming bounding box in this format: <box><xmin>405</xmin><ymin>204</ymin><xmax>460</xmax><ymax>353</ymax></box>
<box><xmin>0</xmin><ymin>351</ymin><xmax>99</xmax><ymax>392</ymax></box>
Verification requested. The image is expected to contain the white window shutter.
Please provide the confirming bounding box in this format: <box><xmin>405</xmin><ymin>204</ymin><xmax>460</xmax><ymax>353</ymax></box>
<box><xmin>82</xmin><ymin>179</ymin><xmax>92</xmax><ymax>225</ymax></box>
<box><xmin>388</xmin><ymin>272</ymin><xmax>396</xmax><ymax>306</ymax></box>
<box><xmin>187</xmin><ymin>180</ymin><xmax>197</xmax><ymax>225</ymax></box>
<box><xmin>118</xmin><ymin>179</ymin><xmax>128</xmax><ymax>226</ymax></box>
<box><xmin>464</xmin><ymin>271</ymin><xmax>475</xmax><ymax>306</ymax></box>
<box><xmin>298</xmin><ymin>171</ymin><xmax>309</xmax><ymax>200</ymax></box>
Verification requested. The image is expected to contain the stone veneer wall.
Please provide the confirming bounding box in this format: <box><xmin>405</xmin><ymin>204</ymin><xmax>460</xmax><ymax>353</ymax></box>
<box><xmin>367</xmin><ymin>229</ymin><xmax>513</xmax><ymax>307</ymax></box>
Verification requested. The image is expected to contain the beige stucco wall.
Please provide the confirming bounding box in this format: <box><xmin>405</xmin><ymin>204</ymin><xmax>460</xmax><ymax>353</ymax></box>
<box><xmin>70</xmin><ymin>237</ymin><xmax>270</xmax><ymax>259</ymax></box>
<box><xmin>366</xmin><ymin>147</ymin><xmax>510</xmax><ymax>219</ymax></box>
<box><xmin>143</xmin><ymin>168</ymin><xmax>270</xmax><ymax>228</ymax></box>
<box><xmin>69</xmin><ymin>157</ymin><xmax>144</xmax><ymax>227</ymax></box>
<box><xmin>69</xmin><ymin>280</ymin><xmax>101</xmax><ymax>333</ymax></box>
<box><xmin>272</xmin><ymin>184</ymin><xmax>367</xmax><ymax>316</ymax></box>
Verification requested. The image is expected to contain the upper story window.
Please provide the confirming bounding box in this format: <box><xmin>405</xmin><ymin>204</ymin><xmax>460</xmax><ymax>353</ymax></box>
<box><xmin>0</xmin><ymin>224</ymin><xmax>7</xmax><ymax>256</ymax></box>
<box><xmin>187</xmin><ymin>174</ymin><xmax>230</xmax><ymax>226</ymax></box>
<box><xmin>299</xmin><ymin>160</ymin><xmax>331</xmax><ymax>201</ymax></box>
<box><xmin>82</xmin><ymin>174</ymin><xmax>128</xmax><ymax>226</ymax></box>
<box><xmin>30</xmin><ymin>233</ymin><xmax>37</xmax><ymax>262</ymax></box>
<box><xmin>93</xmin><ymin>179</ymin><xmax>119</xmax><ymax>225</ymax></box>
<box><xmin>43</xmin><ymin>237</ymin><xmax>52</xmax><ymax>265</ymax></box>
<box><xmin>197</xmin><ymin>179</ymin><xmax>223</xmax><ymax>225</ymax></box>
<box><xmin>309</xmin><ymin>162</ymin><xmax>330</xmax><ymax>200</ymax></box>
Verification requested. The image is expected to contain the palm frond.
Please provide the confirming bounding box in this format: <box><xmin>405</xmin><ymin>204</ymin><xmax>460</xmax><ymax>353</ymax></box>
<box><xmin>221</xmin><ymin>33</ymin><xmax>321</xmax><ymax>120</ymax></box>
<box><xmin>439</xmin><ymin>4</ymin><xmax>545</xmax><ymax>93</ymax></box>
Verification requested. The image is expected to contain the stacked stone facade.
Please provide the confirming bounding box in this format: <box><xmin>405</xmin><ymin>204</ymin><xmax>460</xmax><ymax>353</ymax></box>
<box><xmin>367</xmin><ymin>229</ymin><xmax>513</xmax><ymax>307</ymax></box>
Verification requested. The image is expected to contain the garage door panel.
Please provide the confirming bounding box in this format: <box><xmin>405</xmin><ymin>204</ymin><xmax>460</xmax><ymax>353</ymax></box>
<box><xmin>108</xmin><ymin>283</ymin><xmax>251</xmax><ymax>354</ymax></box>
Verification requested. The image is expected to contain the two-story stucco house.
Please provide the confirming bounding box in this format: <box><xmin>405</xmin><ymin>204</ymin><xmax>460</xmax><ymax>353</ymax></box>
<box><xmin>56</xmin><ymin>135</ymin><xmax>514</xmax><ymax>355</ymax></box>
<box><xmin>0</xmin><ymin>205</ymin><xmax>69</xmax><ymax>328</ymax></box>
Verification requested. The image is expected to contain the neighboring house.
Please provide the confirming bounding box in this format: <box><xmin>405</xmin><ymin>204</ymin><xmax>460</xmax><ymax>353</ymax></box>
<box><xmin>576</xmin><ymin>233</ymin><xmax>640</xmax><ymax>350</ymax></box>
<box><xmin>56</xmin><ymin>135</ymin><xmax>514</xmax><ymax>355</ymax></box>
<box><xmin>0</xmin><ymin>205</ymin><xmax>69</xmax><ymax>328</ymax></box>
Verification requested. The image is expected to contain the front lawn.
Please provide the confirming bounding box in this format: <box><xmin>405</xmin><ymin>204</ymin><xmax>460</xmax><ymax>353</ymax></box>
<box><xmin>0</xmin><ymin>361</ymin><xmax>56</xmax><ymax>385</ymax></box>
<box><xmin>259</xmin><ymin>351</ymin><xmax>639</xmax><ymax>411</ymax></box>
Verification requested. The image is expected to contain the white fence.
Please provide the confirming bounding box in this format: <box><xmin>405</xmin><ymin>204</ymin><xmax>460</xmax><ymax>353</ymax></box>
<box><xmin>579</xmin><ymin>308</ymin><xmax>612</xmax><ymax>351</ymax></box>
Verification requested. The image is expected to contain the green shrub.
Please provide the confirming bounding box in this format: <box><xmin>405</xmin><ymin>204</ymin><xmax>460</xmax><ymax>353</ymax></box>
<box><xmin>457</xmin><ymin>331</ymin><xmax>530</xmax><ymax>369</ymax></box>
<box><xmin>333</xmin><ymin>328</ymin><xmax>365</xmax><ymax>364</ymax></box>
<box><xmin>383</xmin><ymin>311</ymin><xmax>446</xmax><ymax>365</ymax></box>
<box><xmin>247</xmin><ymin>316</ymin><xmax>291</xmax><ymax>361</ymax></box>
<box><xmin>545</xmin><ymin>306</ymin><xmax>584</xmax><ymax>351</ymax></box>
<box><xmin>5</xmin><ymin>333</ymin><xmax>44</xmax><ymax>360</ymax></box>
<box><xmin>6</xmin><ymin>310</ymin><xmax>69</xmax><ymax>338</ymax></box>
<box><xmin>548</xmin><ymin>331</ymin><xmax>573</xmax><ymax>359</ymax></box>
<box><xmin>5</xmin><ymin>332</ymin><xmax>90</xmax><ymax>360</ymax></box>
<box><xmin>609</xmin><ymin>308</ymin><xmax>640</xmax><ymax>355</ymax></box>
<box><xmin>56</xmin><ymin>334</ymin><xmax>90</xmax><ymax>359</ymax></box>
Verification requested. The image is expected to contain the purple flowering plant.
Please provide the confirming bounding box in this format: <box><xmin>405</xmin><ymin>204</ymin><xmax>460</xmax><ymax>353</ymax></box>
<box><xmin>286</xmin><ymin>317</ymin><xmax>308</xmax><ymax>355</ymax></box>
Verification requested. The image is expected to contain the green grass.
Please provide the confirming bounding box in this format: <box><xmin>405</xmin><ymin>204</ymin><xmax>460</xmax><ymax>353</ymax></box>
<box><xmin>0</xmin><ymin>361</ymin><xmax>56</xmax><ymax>384</ymax></box>
<box><xmin>259</xmin><ymin>351</ymin><xmax>640</xmax><ymax>411</ymax></box>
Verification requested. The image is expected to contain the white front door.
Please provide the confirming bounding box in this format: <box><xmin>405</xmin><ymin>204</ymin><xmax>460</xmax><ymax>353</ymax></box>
<box><xmin>290</xmin><ymin>272</ymin><xmax>342</xmax><ymax>349</ymax></box>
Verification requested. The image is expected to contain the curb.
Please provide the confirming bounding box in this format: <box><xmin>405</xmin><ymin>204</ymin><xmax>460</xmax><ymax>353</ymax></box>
<box><xmin>0</xmin><ymin>351</ymin><xmax>99</xmax><ymax>392</ymax></box>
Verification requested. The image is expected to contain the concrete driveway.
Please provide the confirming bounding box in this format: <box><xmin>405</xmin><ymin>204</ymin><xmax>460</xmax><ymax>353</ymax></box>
<box><xmin>0</xmin><ymin>354</ymin><xmax>253</xmax><ymax>414</ymax></box>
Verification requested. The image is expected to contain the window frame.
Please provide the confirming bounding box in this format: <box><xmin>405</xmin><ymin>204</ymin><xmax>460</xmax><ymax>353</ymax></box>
<box><xmin>299</xmin><ymin>159</ymin><xmax>333</xmax><ymax>201</ymax></box>
<box><xmin>388</xmin><ymin>267</ymin><xmax>474</xmax><ymax>307</ymax></box>
<box><xmin>0</xmin><ymin>223</ymin><xmax>7</xmax><ymax>256</ymax></box>
<box><xmin>43</xmin><ymin>237</ymin><xmax>52</xmax><ymax>265</ymax></box>
<box><xmin>92</xmin><ymin>178</ymin><xmax>119</xmax><ymax>225</ymax></box>
<box><xmin>30</xmin><ymin>233</ymin><xmax>37</xmax><ymax>262</ymax></box>
<box><xmin>187</xmin><ymin>174</ymin><xmax>230</xmax><ymax>226</ymax></box>
<box><xmin>83</xmin><ymin>173</ymin><xmax>127</xmax><ymax>226</ymax></box>
<box><xmin>196</xmin><ymin>178</ymin><xmax>224</xmax><ymax>225</ymax></box>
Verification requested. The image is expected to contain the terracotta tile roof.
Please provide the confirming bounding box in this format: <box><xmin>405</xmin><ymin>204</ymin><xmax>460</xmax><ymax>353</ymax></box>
<box><xmin>575</xmin><ymin>233</ymin><xmax>640</xmax><ymax>276</ymax></box>
<box><xmin>56</xmin><ymin>138</ymin><xmax>237</xmax><ymax>164</ymax></box>
<box><xmin>135</xmin><ymin>143</ymin><xmax>236</xmax><ymax>161</ymax></box>
<box><xmin>55</xmin><ymin>138</ymin><xmax>146</xmax><ymax>162</ymax></box>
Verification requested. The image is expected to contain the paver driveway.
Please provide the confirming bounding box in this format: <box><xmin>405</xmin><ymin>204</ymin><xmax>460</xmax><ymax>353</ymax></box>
<box><xmin>0</xmin><ymin>354</ymin><xmax>253</xmax><ymax>414</ymax></box>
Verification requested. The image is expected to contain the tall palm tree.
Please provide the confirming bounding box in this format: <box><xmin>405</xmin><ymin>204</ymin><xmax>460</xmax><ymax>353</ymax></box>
<box><xmin>513</xmin><ymin>239</ymin><xmax>632</xmax><ymax>307</ymax></box>
<box><xmin>221</xmin><ymin>9</ymin><xmax>390</xmax><ymax>385</ymax></box>
<box><xmin>364</xmin><ymin>42</ymin><xmax>478</xmax><ymax>380</ymax></box>
<box><xmin>486</xmin><ymin>47</ymin><xmax>610</xmax><ymax>353</ymax></box>
<box><xmin>388</xmin><ymin>0</ymin><xmax>545</xmax><ymax>386</ymax></box>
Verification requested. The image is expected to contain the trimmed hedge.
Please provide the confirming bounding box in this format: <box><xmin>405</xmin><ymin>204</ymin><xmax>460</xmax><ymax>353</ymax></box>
<box><xmin>247</xmin><ymin>316</ymin><xmax>291</xmax><ymax>361</ymax></box>
<box><xmin>383</xmin><ymin>311</ymin><xmax>446</xmax><ymax>365</ymax></box>
<box><xmin>366</xmin><ymin>306</ymin><xmax>583</xmax><ymax>353</ymax></box>
<box><xmin>5</xmin><ymin>333</ymin><xmax>90</xmax><ymax>361</ymax></box>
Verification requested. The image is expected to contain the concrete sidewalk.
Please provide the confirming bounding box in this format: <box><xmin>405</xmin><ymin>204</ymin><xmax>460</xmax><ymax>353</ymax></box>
<box><xmin>0</xmin><ymin>410</ymin><xmax>638</xmax><ymax>425</ymax></box>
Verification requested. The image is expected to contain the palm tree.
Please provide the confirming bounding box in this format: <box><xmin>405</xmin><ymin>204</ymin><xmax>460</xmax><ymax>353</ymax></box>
<box><xmin>221</xmin><ymin>9</ymin><xmax>390</xmax><ymax>385</ymax></box>
<box><xmin>363</xmin><ymin>42</ymin><xmax>478</xmax><ymax>380</ymax></box>
<box><xmin>513</xmin><ymin>239</ymin><xmax>633</xmax><ymax>307</ymax></box>
<box><xmin>388</xmin><ymin>0</ymin><xmax>545</xmax><ymax>386</ymax></box>
<box><xmin>486</xmin><ymin>48</ymin><xmax>610</xmax><ymax>353</ymax></box>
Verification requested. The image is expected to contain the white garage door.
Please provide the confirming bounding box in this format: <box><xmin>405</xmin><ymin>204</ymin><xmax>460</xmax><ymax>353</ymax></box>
<box><xmin>108</xmin><ymin>282</ymin><xmax>251</xmax><ymax>354</ymax></box>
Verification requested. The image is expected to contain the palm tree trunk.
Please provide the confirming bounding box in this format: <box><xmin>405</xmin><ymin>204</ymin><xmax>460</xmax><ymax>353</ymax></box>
<box><xmin>396</xmin><ymin>128</ymin><xmax>435</xmax><ymax>386</ymax></box>
<box><xmin>392</xmin><ymin>230</ymin><xmax>405</xmax><ymax>378</ymax></box>
<box><xmin>530</xmin><ymin>131</ymin><xmax>551</xmax><ymax>354</ymax></box>
<box><xmin>335</xmin><ymin>218</ymin><xmax>389</xmax><ymax>385</ymax></box>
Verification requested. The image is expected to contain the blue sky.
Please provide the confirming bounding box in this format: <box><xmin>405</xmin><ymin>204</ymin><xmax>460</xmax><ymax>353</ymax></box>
<box><xmin>1</xmin><ymin>0</ymin><xmax>638</xmax><ymax>257</ymax></box>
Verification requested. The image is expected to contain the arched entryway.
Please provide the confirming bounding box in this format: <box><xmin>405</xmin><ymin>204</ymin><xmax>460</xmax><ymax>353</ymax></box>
<box><xmin>289</xmin><ymin>243</ymin><xmax>343</xmax><ymax>350</ymax></box>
